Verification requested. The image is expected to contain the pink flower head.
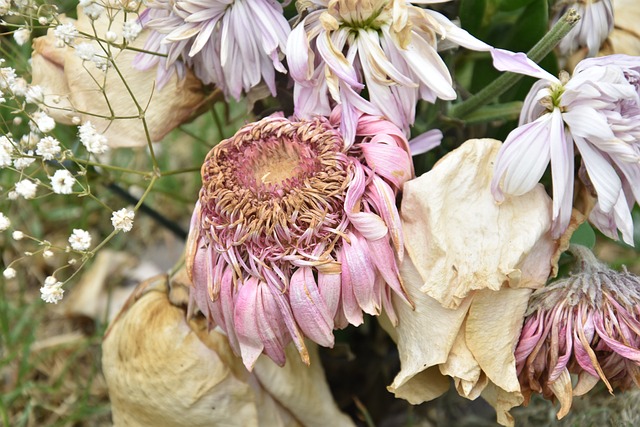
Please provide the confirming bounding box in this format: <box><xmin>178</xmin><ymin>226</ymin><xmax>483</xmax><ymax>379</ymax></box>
<box><xmin>186</xmin><ymin>110</ymin><xmax>413</xmax><ymax>369</ymax></box>
<box><xmin>491</xmin><ymin>52</ymin><xmax>640</xmax><ymax>244</ymax></box>
<box><xmin>286</xmin><ymin>0</ymin><xmax>493</xmax><ymax>143</ymax></box>
<box><xmin>134</xmin><ymin>0</ymin><xmax>290</xmax><ymax>99</ymax></box>
<box><xmin>515</xmin><ymin>245</ymin><xmax>640</xmax><ymax>418</ymax></box>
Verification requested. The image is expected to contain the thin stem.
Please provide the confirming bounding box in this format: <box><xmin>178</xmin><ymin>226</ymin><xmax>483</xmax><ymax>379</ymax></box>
<box><xmin>449</xmin><ymin>8</ymin><xmax>580</xmax><ymax>120</ymax></box>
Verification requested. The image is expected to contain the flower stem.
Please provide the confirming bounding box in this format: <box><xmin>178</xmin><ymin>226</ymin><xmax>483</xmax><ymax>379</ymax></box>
<box><xmin>449</xmin><ymin>8</ymin><xmax>580</xmax><ymax>120</ymax></box>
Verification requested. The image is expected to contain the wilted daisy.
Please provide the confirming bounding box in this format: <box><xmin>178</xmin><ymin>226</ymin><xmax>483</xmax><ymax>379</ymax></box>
<box><xmin>287</xmin><ymin>0</ymin><xmax>495</xmax><ymax>142</ymax></box>
<box><xmin>516</xmin><ymin>244</ymin><xmax>640</xmax><ymax>418</ymax></box>
<box><xmin>186</xmin><ymin>110</ymin><xmax>413</xmax><ymax>369</ymax></box>
<box><xmin>135</xmin><ymin>0</ymin><xmax>290</xmax><ymax>99</ymax></box>
<box><xmin>553</xmin><ymin>0</ymin><xmax>614</xmax><ymax>57</ymax></box>
<box><xmin>491</xmin><ymin>52</ymin><xmax>640</xmax><ymax>243</ymax></box>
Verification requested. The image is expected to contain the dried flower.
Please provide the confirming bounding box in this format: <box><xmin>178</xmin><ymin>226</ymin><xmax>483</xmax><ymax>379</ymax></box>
<box><xmin>15</xmin><ymin>179</ymin><xmax>37</xmax><ymax>199</ymax></box>
<box><xmin>12</xmin><ymin>230</ymin><xmax>24</xmax><ymax>240</ymax></box>
<box><xmin>53</xmin><ymin>22</ymin><xmax>78</xmax><ymax>47</ymax></box>
<box><xmin>491</xmin><ymin>52</ymin><xmax>640</xmax><ymax>243</ymax></box>
<box><xmin>386</xmin><ymin>139</ymin><xmax>556</xmax><ymax>427</ymax></box>
<box><xmin>136</xmin><ymin>0</ymin><xmax>290</xmax><ymax>99</ymax></box>
<box><xmin>78</xmin><ymin>121</ymin><xmax>109</xmax><ymax>154</ymax></box>
<box><xmin>516</xmin><ymin>244</ymin><xmax>640</xmax><ymax>418</ymax></box>
<box><xmin>111</xmin><ymin>208</ymin><xmax>135</xmax><ymax>232</ymax></box>
<box><xmin>32</xmin><ymin>111</ymin><xmax>55</xmax><ymax>133</ymax></box>
<box><xmin>186</xmin><ymin>111</ymin><xmax>413</xmax><ymax>369</ymax></box>
<box><xmin>0</xmin><ymin>212</ymin><xmax>10</xmax><ymax>231</ymax></box>
<box><xmin>288</xmin><ymin>0</ymin><xmax>497</xmax><ymax>141</ymax></box>
<box><xmin>50</xmin><ymin>169</ymin><xmax>76</xmax><ymax>194</ymax></box>
<box><xmin>553</xmin><ymin>0</ymin><xmax>614</xmax><ymax>57</ymax></box>
<box><xmin>122</xmin><ymin>21</ymin><xmax>142</xmax><ymax>43</ymax></box>
<box><xmin>68</xmin><ymin>228</ymin><xmax>92</xmax><ymax>251</ymax></box>
<box><xmin>13</xmin><ymin>28</ymin><xmax>31</xmax><ymax>46</ymax></box>
<box><xmin>0</xmin><ymin>135</ymin><xmax>13</xmax><ymax>167</ymax></box>
<box><xmin>40</xmin><ymin>276</ymin><xmax>64</xmax><ymax>304</ymax></box>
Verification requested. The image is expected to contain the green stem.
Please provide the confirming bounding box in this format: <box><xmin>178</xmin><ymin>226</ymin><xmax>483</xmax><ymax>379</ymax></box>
<box><xmin>449</xmin><ymin>8</ymin><xmax>580</xmax><ymax>120</ymax></box>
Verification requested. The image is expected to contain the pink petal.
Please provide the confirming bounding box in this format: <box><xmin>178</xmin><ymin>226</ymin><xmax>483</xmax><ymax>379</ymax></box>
<box><xmin>409</xmin><ymin>129</ymin><xmax>442</xmax><ymax>156</ymax></box>
<box><xmin>255</xmin><ymin>282</ymin><xmax>289</xmax><ymax>366</ymax></box>
<box><xmin>318</xmin><ymin>271</ymin><xmax>341</xmax><ymax>322</ymax></box>
<box><xmin>360</xmin><ymin>142</ymin><xmax>412</xmax><ymax>189</ymax></box>
<box><xmin>289</xmin><ymin>267</ymin><xmax>335</xmax><ymax>347</ymax></box>
<box><xmin>233</xmin><ymin>278</ymin><xmax>264</xmax><ymax>370</ymax></box>
<box><xmin>337</xmin><ymin>247</ymin><xmax>364</xmax><ymax>326</ymax></box>
<box><xmin>366</xmin><ymin>236</ymin><xmax>411</xmax><ymax>307</ymax></box>
<box><xmin>489</xmin><ymin>48</ymin><xmax>559</xmax><ymax>82</ymax></box>
<box><xmin>342</xmin><ymin>232</ymin><xmax>378</xmax><ymax>315</ymax></box>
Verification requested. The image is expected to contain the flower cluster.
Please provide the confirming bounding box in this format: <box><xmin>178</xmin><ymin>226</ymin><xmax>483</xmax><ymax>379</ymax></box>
<box><xmin>186</xmin><ymin>110</ymin><xmax>413</xmax><ymax>368</ymax></box>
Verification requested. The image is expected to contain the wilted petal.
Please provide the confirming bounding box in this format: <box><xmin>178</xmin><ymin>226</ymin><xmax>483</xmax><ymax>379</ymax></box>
<box><xmin>289</xmin><ymin>267</ymin><xmax>335</xmax><ymax>348</ymax></box>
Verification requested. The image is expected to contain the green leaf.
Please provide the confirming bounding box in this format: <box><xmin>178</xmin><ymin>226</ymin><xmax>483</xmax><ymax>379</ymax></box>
<box><xmin>459</xmin><ymin>0</ymin><xmax>487</xmax><ymax>36</ymax></box>
<box><xmin>570</xmin><ymin>222</ymin><xmax>596</xmax><ymax>249</ymax></box>
<box><xmin>497</xmin><ymin>0</ymin><xmax>537</xmax><ymax>12</ymax></box>
<box><xmin>462</xmin><ymin>101</ymin><xmax>524</xmax><ymax>124</ymax></box>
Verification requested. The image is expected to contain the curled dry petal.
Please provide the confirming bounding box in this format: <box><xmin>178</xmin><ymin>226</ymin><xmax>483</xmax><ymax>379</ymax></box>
<box><xmin>386</xmin><ymin>139</ymin><xmax>556</xmax><ymax>427</ymax></box>
<box><xmin>31</xmin><ymin>8</ymin><xmax>205</xmax><ymax>148</ymax></box>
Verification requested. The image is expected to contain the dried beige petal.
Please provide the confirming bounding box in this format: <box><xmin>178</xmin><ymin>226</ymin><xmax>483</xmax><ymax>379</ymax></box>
<box><xmin>388</xmin><ymin>139</ymin><xmax>555</xmax><ymax>427</ymax></box>
<box><xmin>31</xmin><ymin>8</ymin><xmax>206</xmax><ymax>148</ymax></box>
<box><xmin>549</xmin><ymin>369</ymin><xmax>573</xmax><ymax>419</ymax></box>
<box><xmin>401</xmin><ymin>139</ymin><xmax>553</xmax><ymax>309</ymax></box>
<box><xmin>103</xmin><ymin>272</ymin><xmax>353</xmax><ymax>427</ymax></box>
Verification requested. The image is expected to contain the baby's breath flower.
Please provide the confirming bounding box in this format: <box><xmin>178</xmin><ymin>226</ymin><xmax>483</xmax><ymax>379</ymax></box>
<box><xmin>75</xmin><ymin>42</ymin><xmax>97</xmax><ymax>61</ymax></box>
<box><xmin>12</xmin><ymin>230</ymin><xmax>24</xmax><ymax>240</ymax></box>
<box><xmin>13</xmin><ymin>28</ymin><xmax>31</xmax><ymax>46</ymax></box>
<box><xmin>0</xmin><ymin>0</ymin><xmax>10</xmax><ymax>15</ymax></box>
<box><xmin>7</xmin><ymin>191</ymin><xmax>17</xmax><ymax>200</ymax></box>
<box><xmin>0</xmin><ymin>212</ymin><xmax>10</xmax><ymax>230</ymax></box>
<box><xmin>9</xmin><ymin>77</ymin><xmax>27</xmax><ymax>96</ymax></box>
<box><xmin>43</xmin><ymin>249</ymin><xmax>54</xmax><ymax>258</ymax></box>
<box><xmin>36</xmin><ymin>136</ymin><xmax>61</xmax><ymax>160</ymax></box>
<box><xmin>0</xmin><ymin>65</ymin><xmax>16</xmax><ymax>90</ymax></box>
<box><xmin>105</xmin><ymin>30</ymin><xmax>117</xmax><ymax>43</ymax></box>
<box><xmin>40</xmin><ymin>276</ymin><xmax>64</xmax><ymax>304</ymax></box>
<box><xmin>0</xmin><ymin>135</ymin><xmax>14</xmax><ymax>167</ymax></box>
<box><xmin>13</xmin><ymin>153</ymin><xmax>35</xmax><ymax>170</ymax></box>
<box><xmin>32</xmin><ymin>111</ymin><xmax>55</xmax><ymax>133</ymax></box>
<box><xmin>83</xmin><ymin>2</ymin><xmax>105</xmax><ymax>19</ymax></box>
<box><xmin>15</xmin><ymin>179</ymin><xmax>37</xmax><ymax>199</ymax></box>
<box><xmin>50</xmin><ymin>169</ymin><xmax>76</xmax><ymax>194</ymax></box>
<box><xmin>3</xmin><ymin>267</ymin><xmax>16</xmax><ymax>279</ymax></box>
<box><xmin>54</xmin><ymin>22</ymin><xmax>78</xmax><ymax>47</ymax></box>
<box><xmin>122</xmin><ymin>21</ymin><xmax>142</xmax><ymax>43</ymax></box>
<box><xmin>68</xmin><ymin>228</ymin><xmax>92</xmax><ymax>251</ymax></box>
<box><xmin>78</xmin><ymin>121</ymin><xmax>109</xmax><ymax>154</ymax></box>
<box><xmin>111</xmin><ymin>208</ymin><xmax>134</xmax><ymax>232</ymax></box>
<box><xmin>25</xmin><ymin>85</ymin><xmax>43</xmax><ymax>104</ymax></box>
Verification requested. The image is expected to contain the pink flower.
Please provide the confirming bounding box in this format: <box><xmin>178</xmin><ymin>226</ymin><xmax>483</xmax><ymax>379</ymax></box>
<box><xmin>286</xmin><ymin>0</ymin><xmax>493</xmax><ymax>143</ymax></box>
<box><xmin>134</xmin><ymin>0</ymin><xmax>289</xmax><ymax>99</ymax></box>
<box><xmin>491</xmin><ymin>52</ymin><xmax>640</xmax><ymax>243</ymax></box>
<box><xmin>552</xmin><ymin>0</ymin><xmax>614</xmax><ymax>57</ymax></box>
<box><xmin>186</xmin><ymin>110</ymin><xmax>413</xmax><ymax>369</ymax></box>
<box><xmin>515</xmin><ymin>244</ymin><xmax>640</xmax><ymax>418</ymax></box>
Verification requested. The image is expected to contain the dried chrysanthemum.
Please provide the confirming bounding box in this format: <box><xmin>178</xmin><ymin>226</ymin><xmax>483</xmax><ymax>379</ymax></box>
<box><xmin>186</xmin><ymin>110</ymin><xmax>413</xmax><ymax>369</ymax></box>
<box><xmin>135</xmin><ymin>0</ymin><xmax>289</xmax><ymax>99</ymax></box>
<box><xmin>516</xmin><ymin>244</ymin><xmax>640</xmax><ymax>419</ymax></box>
<box><xmin>552</xmin><ymin>0</ymin><xmax>614</xmax><ymax>58</ymax></box>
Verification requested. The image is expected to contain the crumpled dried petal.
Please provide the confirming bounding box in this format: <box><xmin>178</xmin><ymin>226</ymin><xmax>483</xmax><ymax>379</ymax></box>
<box><xmin>31</xmin><ymin>7</ymin><xmax>205</xmax><ymax>148</ymax></box>
<box><xmin>386</xmin><ymin>139</ymin><xmax>556</xmax><ymax>427</ymax></box>
<box><xmin>102</xmin><ymin>271</ymin><xmax>354</xmax><ymax>427</ymax></box>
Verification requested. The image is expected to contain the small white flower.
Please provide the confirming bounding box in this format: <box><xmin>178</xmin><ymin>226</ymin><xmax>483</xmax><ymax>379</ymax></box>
<box><xmin>0</xmin><ymin>0</ymin><xmax>10</xmax><ymax>15</ymax></box>
<box><xmin>0</xmin><ymin>135</ymin><xmax>14</xmax><ymax>167</ymax></box>
<box><xmin>33</xmin><ymin>111</ymin><xmax>55</xmax><ymax>133</ymax></box>
<box><xmin>50</xmin><ymin>169</ymin><xmax>76</xmax><ymax>194</ymax></box>
<box><xmin>0</xmin><ymin>212</ymin><xmax>10</xmax><ymax>231</ymax></box>
<box><xmin>83</xmin><ymin>2</ymin><xmax>105</xmax><ymax>19</ymax></box>
<box><xmin>40</xmin><ymin>276</ymin><xmax>64</xmax><ymax>304</ymax></box>
<box><xmin>91</xmin><ymin>54</ymin><xmax>109</xmax><ymax>72</ymax></box>
<box><xmin>12</xmin><ymin>230</ymin><xmax>24</xmax><ymax>240</ymax></box>
<box><xmin>111</xmin><ymin>208</ymin><xmax>135</xmax><ymax>232</ymax></box>
<box><xmin>78</xmin><ymin>121</ymin><xmax>109</xmax><ymax>154</ymax></box>
<box><xmin>10</xmin><ymin>77</ymin><xmax>27</xmax><ymax>96</ymax></box>
<box><xmin>13</xmin><ymin>154</ymin><xmax>35</xmax><ymax>170</ymax></box>
<box><xmin>15</xmin><ymin>179</ymin><xmax>37</xmax><ymax>199</ymax></box>
<box><xmin>7</xmin><ymin>191</ymin><xmax>17</xmax><ymax>200</ymax></box>
<box><xmin>54</xmin><ymin>22</ymin><xmax>78</xmax><ymax>47</ymax></box>
<box><xmin>75</xmin><ymin>42</ymin><xmax>97</xmax><ymax>61</ymax></box>
<box><xmin>13</xmin><ymin>28</ymin><xmax>31</xmax><ymax>46</ymax></box>
<box><xmin>105</xmin><ymin>31</ymin><xmax>118</xmax><ymax>43</ymax></box>
<box><xmin>122</xmin><ymin>21</ymin><xmax>142</xmax><ymax>43</ymax></box>
<box><xmin>0</xmin><ymin>66</ymin><xmax>16</xmax><ymax>90</ymax></box>
<box><xmin>36</xmin><ymin>136</ymin><xmax>61</xmax><ymax>160</ymax></box>
<box><xmin>3</xmin><ymin>267</ymin><xmax>16</xmax><ymax>279</ymax></box>
<box><xmin>25</xmin><ymin>84</ymin><xmax>44</xmax><ymax>104</ymax></box>
<box><xmin>43</xmin><ymin>250</ymin><xmax>54</xmax><ymax>258</ymax></box>
<box><xmin>68</xmin><ymin>228</ymin><xmax>92</xmax><ymax>251</ymax></box>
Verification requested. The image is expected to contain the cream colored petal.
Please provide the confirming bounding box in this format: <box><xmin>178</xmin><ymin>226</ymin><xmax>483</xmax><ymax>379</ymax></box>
<box><xmin>253</xmin><ymin>343</ymin><xmax>355</xmax><ymax>427</ymax></box>
<box><xmin>466</xmin><ymin>287</ymin><xmax>532</xmax><ymax>394</ymax></box>
<box><xmin>102</xmin><ymin>276</ymin><xmax>263</xmax><ymax>427</ymax></box>
<box><xmin>401</xmin><ymin>139</ymin><xmax>553</xmax><ymax>308</ymax></box>
<box><xmin>480</xmin><ymin>382</ymin><xmax>523</xmax><ymax>427</ymax></box>
<box><xmin>439</xmin><ymin>323</ymin><xmax>486</xmax><ymax>400</ymax></box>
<box><xmin>386</xmin><ymin>256</ymin><xmax>471</xmax><ymax>402</ymax></box>
<box><xmin>548</xmin><ymin>368</ymin><xmax>573</xmax><ymax>419</ymax></box>
<box><xmin>31</xmin><ymin>8</ymin><xmax>205</xmax><ymax>148</ymax></box>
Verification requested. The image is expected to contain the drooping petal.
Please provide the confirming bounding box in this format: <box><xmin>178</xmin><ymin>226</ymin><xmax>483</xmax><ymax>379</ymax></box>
<box><xmin>289</xmin><ymin>267</ymin><xmax>335</xmax><ymax>348</ymax></box>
